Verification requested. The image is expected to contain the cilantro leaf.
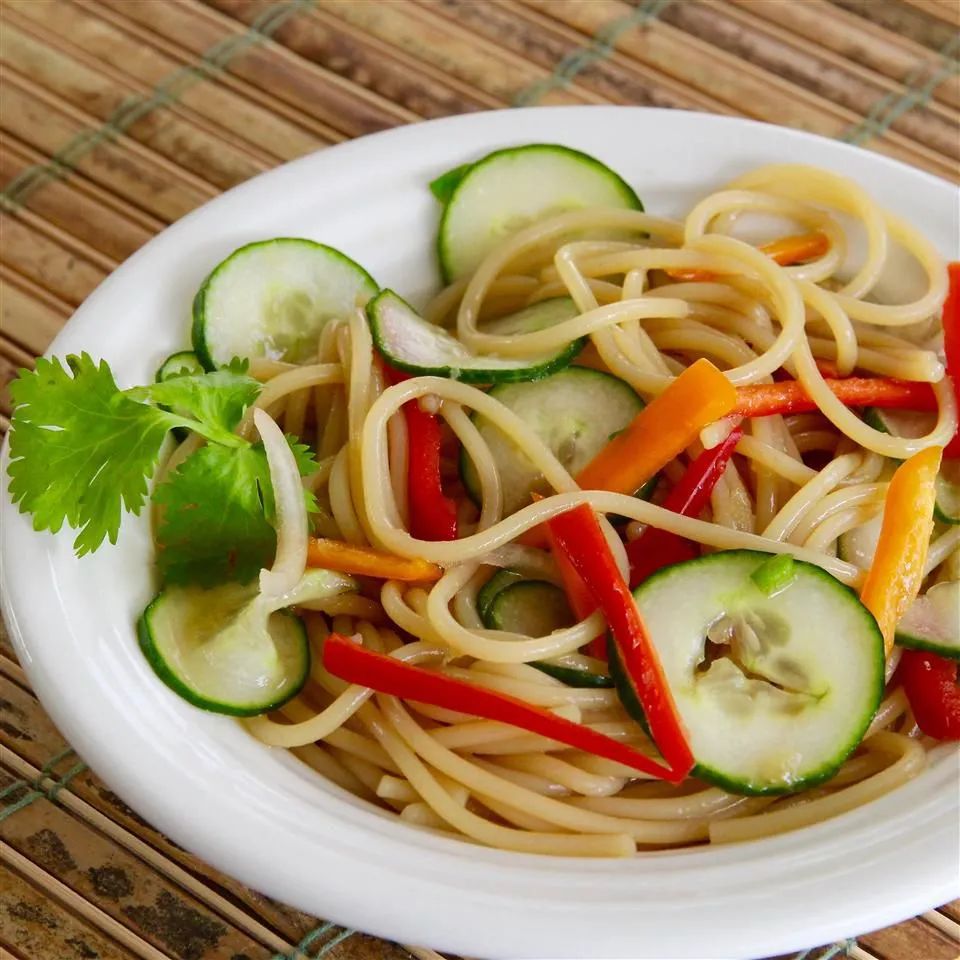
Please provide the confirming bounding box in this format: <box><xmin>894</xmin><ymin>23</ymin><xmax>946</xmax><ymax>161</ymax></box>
<box><xmin>8</xmin><ymin>353</ymin><xmax>175</xmax><ymax>555</ymax></box>
<box><xmin>287</xmin><ymin>436</ymin><xmax>319</xmax><ymax>477</ymax></box>
<box><xmin>153</xmin><ymin>436</ymin><xmax>319</xmax><ymax>586</ymax></box>
<box><xmin>429</xmin><ymin>162</ymin><xmax>473</xmax><ymax>203</ymax></box>
<box><xmin>266</xmin><ymin>437</ymin><xmax>320</xmax><ymax>519</ymax></box>
<box><xmin>128</xmin><ymin>360</ymin><xmax>257</xmax><ymax>445</ymax></box>
<box><xmin>153</xmin><ymin>443</ymin><xmax>275</xmax><ymax>585</ymax></box>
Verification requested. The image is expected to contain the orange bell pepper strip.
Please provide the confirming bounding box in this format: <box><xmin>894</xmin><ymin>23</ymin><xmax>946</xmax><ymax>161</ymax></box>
<box><xmin>575</xmin><ymin>359</ymin><xmax>737</xmax><ymax>495</ymax></box>
<box><xmin>307</xmin><ymin>537</ymin><xmax>442</xmax><ymax>582</ymax></box>
<box><xmin>667</xmin><ymin>231</ymin><xmax>830</xmax><ymax>282</ymax></box>
<box><xmin>860</xmin><ymin>446</ymin><xmax>942</xmax><ymax>656</ymax></box>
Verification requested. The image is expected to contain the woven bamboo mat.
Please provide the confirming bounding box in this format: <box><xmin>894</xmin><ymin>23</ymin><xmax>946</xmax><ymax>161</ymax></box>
<box><xmin>1</xmin><ymin>1</ymin><xmax>959</xmax><ymax>958</ymax></box>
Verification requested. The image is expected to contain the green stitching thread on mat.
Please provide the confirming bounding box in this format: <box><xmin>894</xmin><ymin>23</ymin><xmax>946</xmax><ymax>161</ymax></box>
<box><xmin>0</xmin><ymin>746</ymin><xmax>76</xmax><ymax>801</ymax></box>
<box><xmin>269</xmin><ymin>921</ymin><xmax>356</xmax><ymax>960</ymax></box>
<box><xmin>0</xmin><ymin>0</ymin><xmax>316</xmax><ymax>212</ymax></box>
<box><xmin>0</xmin><ymin>748</ymin><xmax>88</xmax><ymax>823</ymax></box>
<box><xmin>795</xmin><ymin>940</ymin><xmax>856</xmax><ymax>960</ymax></box>
<box><xmin>841</xmin><ymin>32</ymin><xmax>960</xmax><ymax>145</ymax></box>
<box><xmin>512</xmin><ymin>0</ymin><xmax>674</xmax><ymax>107</ymax></box>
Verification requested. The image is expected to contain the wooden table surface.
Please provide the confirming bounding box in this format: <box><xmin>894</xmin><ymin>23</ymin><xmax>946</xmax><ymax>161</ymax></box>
<box><xmin>1</xmin><ymin>1</ymin><xmax>959</xmax><ymax>958</ymax></box>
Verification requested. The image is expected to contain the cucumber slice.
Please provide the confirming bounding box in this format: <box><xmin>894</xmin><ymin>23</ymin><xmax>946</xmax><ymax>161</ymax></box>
<box><xmin>862</xmin><ymin>407</ymin><xmax>933</xmax><ymax>439</ymax></box>
<box><xmin>476</xmin><ymin>569</ymin><xmax>526</xmax><ymax>621</ymax></box>
<box><xmin>193</xmin><ymin>238</ymin><xmax>378</xmax><ymax>369</ymax></box>
<box><xmin>485</xmin><ymin>581</ymin><xmax>573</xmax><ymax>636</ymax></box>
<box><xmin>863</xmin><ymin>407</ymin><xmax>958</xmax><ymax>524</ymax></box>
<box><xmin>368</xmin><ymin>290</ymin><xmax>583</xmax><ymax>384</ymax></box>
<box><xmin>156</xmin><ymin>350</ymin><xmax>204</xmax><ymax>382</ymax></box>
<box><xmin>437</xmin><ymin>143</ymin><xmax>642</xmax><ymax>281</ymax></box>
<box><xmin>461</xmin><ymin>367</ymin><xmax>643</xmax><ymax>514</ymax></box>
<box><xmin>138</xmin><ymin>582</ymin><xmax>308</xmax><ymax>716</ymax></box>
<box><xmin>154</xmin><ymin>351</ymin><xmax>206</xmax><ymax>441</ymax></box>
<box><xmin>481</xmin><ymin>297</ymin><xmax>579</xmax><ymax>336</ymax></box>
<box><xmin>138</xmin><ymin>569</ymin><xmax>356</xmax><ymax>715</ymax></box>
<box><xmin>896</xmin><ymin>581</ymin><xmax>960</xmax><ymax>660</ymax></box>
<box><xmin>612</xmin><ymin>550</ymin><xmax>884</xmax><ymax>794</ymax></box>
<box><xmin>533</xmin><ymin>662</ymin><xmax>615</xmax><ymax>689</ymax></box>
<box><xmin>478</xmin><ymin>575</ymin><xmax>613</xmax><ymax>688</ymax></box>
<box><xmin>933</xmin><ymin>459</ymin><xmax>960</xmax><ymax>525</ymax></box>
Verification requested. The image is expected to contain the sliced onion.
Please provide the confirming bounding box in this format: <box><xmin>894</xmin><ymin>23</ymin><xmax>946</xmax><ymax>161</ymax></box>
<box><xmin>254</xmin><ymin>408</ymin><xmax>308</xmax><ymax>599</ymax></box>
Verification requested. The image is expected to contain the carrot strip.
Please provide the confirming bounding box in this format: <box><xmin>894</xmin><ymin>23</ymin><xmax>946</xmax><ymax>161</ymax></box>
<box><xmin>575</xmin><ymin>359</ymin><xmax>737</xmax><ymax>495</ymax></box>
<box><xmin>761</xmin><ymin>231</ymin><xmax>831</xmax><ymax>265</ymax></box>
<box><xmin>307</xmin><ymin>537</ymin><xmax>442</xmax><ymax>582</ymax></box>
<box><xmin>666</xmin><ymin>231</ymin><xmax>830</xmax><ymax>282</ymax></box>
<box><xmin>860</xmin><ymin>446</ymin><xmax>942</xmax><ymax>655</ymax></box>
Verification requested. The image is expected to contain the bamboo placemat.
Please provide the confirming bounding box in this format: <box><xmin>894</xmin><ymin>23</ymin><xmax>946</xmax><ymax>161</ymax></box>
<box><xmin>1</xmin><ymin>2</ymin><xmax>959</xmax><ymax>958</ymax></box>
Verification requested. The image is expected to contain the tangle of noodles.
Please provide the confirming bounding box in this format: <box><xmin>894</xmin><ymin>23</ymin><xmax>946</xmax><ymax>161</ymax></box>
<box><xmin>165</xmin><ymin>163</ymin><xmax>958</xmax><ymax>857</ymax></box>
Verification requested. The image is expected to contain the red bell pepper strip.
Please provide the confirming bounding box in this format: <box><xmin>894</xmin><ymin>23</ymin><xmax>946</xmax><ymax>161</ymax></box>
<box><xmin>814</xmin><ymin>359</ymin><xmax>842</xmax><ymax>380</ymax></box>
<box><xmin>544</xmin><ymin>504</ymin><xmax>695</xmax><ymax>777</ymax></box>
<box><xmin>943</xmin><ymin>262</ymin><xmax>960</xmax><ymax>457</ymax></box>
<box><xmin>626</xmin><ymin>424</ymin><xmax>744</xmax><ymax>588</ymax></box>
<box><xmin>384</xmin><ymin>366</ymin><xmax>458</xmax><ymax>542</ymax></box>
<box><xmin>401</xmin><ymin>400</ymin><xmax>459</xmax><ymax>542</ymax></box>
<box><xmin>322</xmin><ymin>633</ymin><xmax>683</xmax><ymax>781</ymax></box>
<box><xmin>538</xmin><ymin>505</ymin><xmax>604</xmax><ymax>660</ymax></box>
<box><xmin>733</xmin><ymin>377</ymin><xmax>937</xmax><ymax>419</ymax></box>
<box><xmin>898</xmin><ymin>650</ymin><xmax>960</xmax><ymax>741</ymax></box>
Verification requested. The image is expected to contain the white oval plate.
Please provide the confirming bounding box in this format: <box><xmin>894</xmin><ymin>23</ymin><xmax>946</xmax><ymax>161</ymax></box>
<box><xmin>2</xmin><ymin>107</ymin><xmax>958</xmax><ymax>960</ymax></box>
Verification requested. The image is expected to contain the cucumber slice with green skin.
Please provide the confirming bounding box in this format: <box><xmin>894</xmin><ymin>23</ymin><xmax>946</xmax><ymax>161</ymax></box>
<box><xmin>486</xmin><ymin>581</ymin><xmax>573</xmax><ymax>636</ymax></box>
<box><xmin>138</xmin><ymin>570</ymin><xmax>356</xmax><ymax>716</ymax></box>
<box><xmin>533</xmin><ymin>661</ymin><xmax>614</xmax><ymax>689</ymax></box>
<box><xmin>461</xmin><ymin>367</ymin><xmax>644</xmax><ymax>515</ymax></box>
<box><xmin>478</xmin><ymin>577</ymin><xmax>613</xmax><ymax>688</ymax></box>
<box><xmin>863</xmin><ymin>407</ymin><xmax>958</xmax><ymax>524</ymax></box>
<box><xmin>476</xmin><ymin>569</ymin><xmax>526</xmax><ymax>622</ymax></box>
<box><xmin>193</xmin><ymin>238</ymin><xmax>378</xmax><ymax>369</ymax></box>
<box><xmin>368</xmin><ymin>290</ymin><xmax>583</xmax><ymax>384</ymax></box>
<box><xmin>138</xmin><ymin>582</ymin><xmax>308</xmax><ymax>716</ymax></box>
<box><xmin>933</xmin><ymin>459</ymin><xmax>960</xmax><ymax>525</ymax></box>
<box><xmin>895</xmin><ymin>580</ymin><xmax>960</xmax><ymax>660</ymax></box>
<box><xmin>154</xmin><ymin>351</ymin><xmax>206</xmax><ymax>441</ymax></box>
<box><xmin>862</xmin><ymin>407</ymin><xmax>933</xmax><ymax>439</ymax></box>
<box><xmin>480</xmin><ymin>297</ymin><xmax>579</xmax><ymax>336</ymax></box>
<box><xmin>156</xmin><ymin>350</ymin><xmax>204</xmax><ymax>382</ymax></box>
<box><xmin>612</xmin><ymin>550</ymin><xmax>884</xmax><ymax>795</ymax></box>
<box><xmin>437</xmin><ymin>144</ymin><xmax>643</xmax><ymax>282</ymax></box>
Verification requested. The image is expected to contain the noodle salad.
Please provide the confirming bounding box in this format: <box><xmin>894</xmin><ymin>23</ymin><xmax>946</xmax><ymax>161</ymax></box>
<box><xmin>8</xmin><ymin>145</ymin><xmax>960</xmax><ymax>857</ymax></box>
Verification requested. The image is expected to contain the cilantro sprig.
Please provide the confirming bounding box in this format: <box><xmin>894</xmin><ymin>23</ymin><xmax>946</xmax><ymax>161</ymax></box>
<box><xmin>154</xmin><ymin>439</ymin><xmax>317</xmax><ymax>586</ymax></box>
<box><xmin>8</xmin><ymin>353</ymin><xmax>315</xmax><ymax>579</ymax></box>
